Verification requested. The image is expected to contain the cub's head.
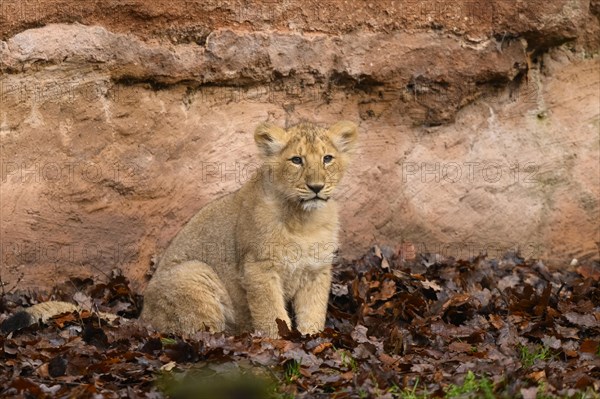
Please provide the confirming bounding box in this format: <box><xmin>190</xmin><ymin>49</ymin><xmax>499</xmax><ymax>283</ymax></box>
<box><xmin>254</xmin><ymin>121</ymin><xmax>358</xmax><ymax>211</ymax></box>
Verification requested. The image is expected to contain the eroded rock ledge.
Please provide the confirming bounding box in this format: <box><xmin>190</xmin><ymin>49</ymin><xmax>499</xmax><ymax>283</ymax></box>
<box><xmin>2</xmin><ymin>24</ymin><xmax>529</xmax><ymax>125</ymax></box>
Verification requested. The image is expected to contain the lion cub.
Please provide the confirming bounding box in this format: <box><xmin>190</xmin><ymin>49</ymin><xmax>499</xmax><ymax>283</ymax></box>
<box><xmin>140</xmin><ymin>121</ymin><xmax>358</xmax><ymax>337</ymax></box>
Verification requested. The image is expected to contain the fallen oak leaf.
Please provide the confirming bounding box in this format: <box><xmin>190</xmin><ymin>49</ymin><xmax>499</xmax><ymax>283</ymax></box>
<box><xmin>527</xmin><ymin>370</ymin><xmax>546</xmax><ymax>382</ymax></box>
<box><xmin>82</xmin><ymin>322</ymin><xmax>109</xmax><ymax>349</ymax></box>
<box><xmin>3</xmin><ymin>339</ymin><xmax>18</xmax><ymax>355</ymax></box>
<box><xmin>441</xmin><ymin>294</ymin><xmax>477</xmax><ymax>325</ymax></box>
<box><xmin>10</xmin><ymin>377</ymin><xmax>44</xmax><ymax>396</ymax></box>
<box><xmin>448</xmin><ymin>341</ymin><xmax>474</xmax><ymax>353</ymax></box>
<box><xmin>299</xmin><ymin>367</ymin><xmax>312</xmax><ymax>378</ymax></box>
<box><xmin>489</xmin><ymin>314</ymin><xmax>505</xmax><ymax>329</ymax></box>
<box><xmin>576</xmin><ymin>264</ymin><xmax>600</xmax><ymax>281</ymax></box>
<box><xmin>331</xmin><ymin>283</ymin><xmax>348</xmax><ymax>297</ymax></box>
<box><xmin>39</xmin><ymin>384</ymin><xmax>62</xmax><ymax>396</ymax></box>
<box><xmin>50</xmin><ymin>312</ymin><xmax>79</xmax><ymax>329</ymax></box>
<box><xmin>340</xmin><ymin>371</ymin><xmax>354</xmax><ymax>381</ymax></box>
<box><xmin>381</xmin><ymin>257</ymin><xmax>390</xmax><ymax>270</ymax></box>
<box><xmin>160</xmin><ymin>361</ymin><xmax>177</xmax><ymax>371</ymax></box>
<box><xmin>371</xmin><ymin>280</ymin><xmax>396</xmax><ymax>302</ymax></box>
<box><xmin>37</xmin><ymin>362</ymin><xmax>50</xmax><ymax>379</ymax></box>
<box><xmin>564</xmin><ymin>312</ymin><xmax>598</xmax><ymax>329</ymax></box>
<box><xmin>163</xmin><ymin>340</ymin><xmax>201</xmax><ymax>363</ymax></box>
<box><xmin>555</xmin><ymin>324</ymin><xmax>579</xmax><ymax>339</ymax></box>
<box><xmin>580</xmin><ymin>340</ymin><xmax>599</xmax><ymax>354</ymax></box>
<box><xmin>378</xmin><ymin>353</ymin><xmax>400</xmax><ymax>368</ymax></box>
<box><xmin>73</xmin><ymin>292</ymin><xmax>93</xmax><ymax>310</ymax></box>
<box><xmin>441</xmin><ymin>294</ymin><xmax>472</xmax><ymax>312</ymax></box>
<box><xmin>575</xmin><ymin>375</ymin><xmax>596</xmax><ymax>389</ymax></box>
<box><xmin>373</xmin><ymin>245</ymin><xmax>383</xmax><ymax>259</ymax></box>
<box><xmin>396</xmin><ymin>292</ymin><xmax>428</xmax><ymax>320</ymax></box>
<box><xmin>421</xmin><ymin>279</ymin><xmax>443</xmax><ymax>291</ymax></box>
<box><xmin>48</xmin><ymin>355</ymin><xmax>68</xmax><ymax>377</ymax></box>
<box><xmin>311</xmin><ymin>342</ymin><xmax>332</xmax><ymax>355</ymax></box>
<box><xmin>398</xmin><ymin>242</ymin><xmax>416</xmax><ymax>261</ymax></box>
<box><xmin>276</xmin><ymin>318</ymin><xmax>301</xmax><ymax>340</ymax></box>
<box><xmin>498</xmin><ymin>273</ymin><xmax>521</xmax><ymax>291</ymax></box>
<box><xmin>539</xmin><ymin>335</ymin><xmax>561</xmax><ymax>350</ymax></box>
<box><xmin>533</xmin><ymin>284</ymin><xmax>552</xmax><ymax>316</ymax></box>
<box><xmin>521</xmin><ymin>386</ymin><xmax>538</xmax><ymax>399</ymax></box>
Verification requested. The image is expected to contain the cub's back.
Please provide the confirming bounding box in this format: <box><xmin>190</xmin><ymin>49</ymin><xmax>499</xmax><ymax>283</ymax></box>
<box><xmin>156</xmin><ymin>191</ymin><xmax>239</xmax><ymax>273</ymax></box>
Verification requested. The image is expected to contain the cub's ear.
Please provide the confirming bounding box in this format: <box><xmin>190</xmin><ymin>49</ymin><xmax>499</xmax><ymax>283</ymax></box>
<box><xmin>327</xmin><ymin>120</ymin><xmax>358</xmax><ymax>153</ymax></box>
<box><xmin>254</xmin><ymin>123</ymin><xmax>289</xmax><ymax>157</ymax></box>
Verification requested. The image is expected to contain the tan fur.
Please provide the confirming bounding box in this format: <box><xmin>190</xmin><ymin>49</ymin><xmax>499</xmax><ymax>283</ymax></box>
<box><xmin>2</xmin><ymin>300</ymin><xmax>118</xmax><ymax>330</ymax></box>
<box><xmin>25</xmin><ymin>301</ymin><xmax>80</xmax><ymax>323</ymax></box>
<box><xmin>140</xmin><ymin>121</ymin><xmax>358</xmax><ymax>337</ymax></box>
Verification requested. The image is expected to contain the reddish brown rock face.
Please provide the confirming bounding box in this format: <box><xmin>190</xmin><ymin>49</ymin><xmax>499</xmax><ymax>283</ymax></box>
<box><xmin>0</xmin><ymin>0</ymin><xmax>598</xmax><ymax>290</ymax></box>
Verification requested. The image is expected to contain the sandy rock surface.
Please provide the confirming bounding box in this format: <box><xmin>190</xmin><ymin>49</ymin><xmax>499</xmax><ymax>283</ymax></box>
<box><xmin>0</xmin><ymin>0</ymin><xmax>598</xmax><ymax>290</ymax></box>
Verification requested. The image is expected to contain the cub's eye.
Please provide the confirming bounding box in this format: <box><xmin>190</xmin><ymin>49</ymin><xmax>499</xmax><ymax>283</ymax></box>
<box><xmin>323</xmin><ymin>155</ymin><xmax>334</xmax><ymax>164</ymax></box>
<box><xmin>290</xmin><ymin>156</ymin><xmax>303</xmax><ymax>165</ymax></box>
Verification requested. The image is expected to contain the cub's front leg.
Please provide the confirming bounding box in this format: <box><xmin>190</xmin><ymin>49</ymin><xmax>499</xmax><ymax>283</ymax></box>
<box><xmin>243</xmin><ymin>262</ymin><xmax>291</xmax><ymax>338</ymax></box>
<box><xmin>293</xmin><ymin>266</ymin><xmax>332</xmax><ymax>335</ymax></box>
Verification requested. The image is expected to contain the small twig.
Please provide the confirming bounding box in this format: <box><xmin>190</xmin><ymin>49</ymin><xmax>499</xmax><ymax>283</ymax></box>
<box><xmin>496</xmin><ymin>31</ymin><xmax>507</xmax><ymax>53</ymax></box>
<box><xmin>0</xmin><ymin>272</ymin><xmax>5</xmax><ymax>297</ymax></box>
<box><xmin>82</xmin><ymin>260</ymin><xmax>111</xmax><ymax>280</ymax></box>
<box><xmin>555</xmin><ymin>282</ymin><xmax>566</xmax><ymax>300</ymax></box>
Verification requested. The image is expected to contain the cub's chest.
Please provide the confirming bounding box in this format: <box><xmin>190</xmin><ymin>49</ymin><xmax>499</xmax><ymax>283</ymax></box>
<box><xmin>276</xmin><ymin>227</ymin><xmax>336</xmax><ymax>298</ymax></box>
<box><xmin>275</xmin><ymin>226</ymin><xmax>338</xmax><ymax>272</ymax></box>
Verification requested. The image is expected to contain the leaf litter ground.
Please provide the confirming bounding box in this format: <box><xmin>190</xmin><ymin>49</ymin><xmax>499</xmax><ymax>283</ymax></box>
<box><xmin>0</xmin><ymin>248</ymin><xmax>598</xmax><ymax>398</ymax></box>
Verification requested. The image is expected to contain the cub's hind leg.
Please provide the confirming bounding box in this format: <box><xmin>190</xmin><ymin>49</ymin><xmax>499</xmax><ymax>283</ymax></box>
<box><xmin>140</xmin><ymin>261</ymin><xmax>234</xmax><ymax>334</ymax></box>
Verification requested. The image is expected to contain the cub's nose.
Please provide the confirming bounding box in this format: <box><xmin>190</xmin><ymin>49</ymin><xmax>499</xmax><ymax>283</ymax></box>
<box><xmin>307</xmin><ymin>184</ymin><xmax>324</xmax><ymax>194</ymax></box>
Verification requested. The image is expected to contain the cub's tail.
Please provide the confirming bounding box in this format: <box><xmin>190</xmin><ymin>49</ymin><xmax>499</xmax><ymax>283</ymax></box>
<box><xmin>0</xmin><ymin>301</ymin><xmax>117</xmax><ymax>334</ymax></box>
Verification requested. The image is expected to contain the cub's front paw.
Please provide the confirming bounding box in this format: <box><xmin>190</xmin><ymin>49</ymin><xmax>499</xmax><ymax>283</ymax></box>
<box><xmin>255</xmin><ymin>325</ymin><xmax>280</xmax><ymax>339</ymax></box>
<box><xmin>255</xmin><ymin>317</ymin><xmax>291</xmax><ymax>339</ymax></box>
<box><xmin>297</xmin><ymin>322</ymin><xmax>324</xmax><ymax>336</ymax></box>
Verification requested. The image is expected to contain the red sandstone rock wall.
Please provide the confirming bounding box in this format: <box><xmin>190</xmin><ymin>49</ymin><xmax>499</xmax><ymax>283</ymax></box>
<box><xmin>0</xmin><ymin>0</ymin><xmax>598</xmax><ymax>290</ymax></box>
